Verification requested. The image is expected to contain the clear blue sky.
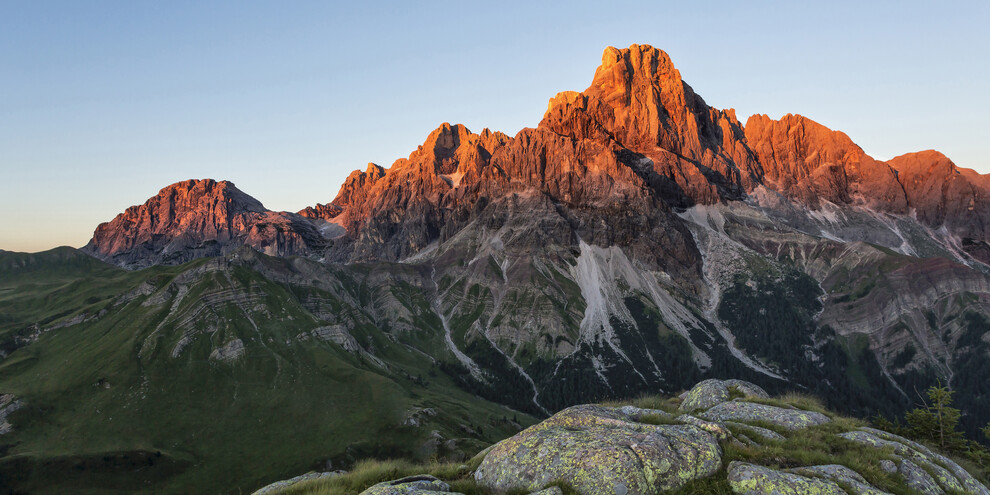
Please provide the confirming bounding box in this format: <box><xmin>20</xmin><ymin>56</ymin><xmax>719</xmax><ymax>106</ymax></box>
<box><xmin>2</xmin><ymin>1</ymin><xmax>988</xmax><ymax>252</ymax></box>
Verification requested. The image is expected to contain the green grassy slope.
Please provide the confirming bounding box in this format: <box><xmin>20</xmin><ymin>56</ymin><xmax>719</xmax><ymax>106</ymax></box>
<box><xmin>0</xmin><ymin>249</ymin><xmax>534</xmax><ymax>495</ymax></box>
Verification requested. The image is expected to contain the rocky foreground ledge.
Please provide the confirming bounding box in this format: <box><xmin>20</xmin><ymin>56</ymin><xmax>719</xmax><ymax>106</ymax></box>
<box><xmin>255</xmin><ymin>379</ymin><xmax>990</xmax><ymax>495</ymax></box>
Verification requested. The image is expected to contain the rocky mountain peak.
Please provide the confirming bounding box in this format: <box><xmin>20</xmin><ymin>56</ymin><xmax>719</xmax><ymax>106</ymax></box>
<box><xmin>743</xmin><ymin>113</ymin><xmax>908</xmax><ymax>211</ymax></box>
<box><xmin>888</xmin><ymin>149</ymin><xmax>957</xmax><ymax>178</ymax></box>
<box><xmin>887</xmin><ymin>151</ymin><xmax>990</xmax><ymax>262</ymax></box>
<box><xmin>591</xmin><ymin>44</ymin><xmax>680</xmax><ymax>109</ymax></box>
<box><xmin>423</xmin><ymin>122</ymin><xmax>470</xmax><ymax>154</ymax></box>
<box><xmin>85</xmin><ymin>44</ymin><xmax>990</xmax><ymax>271</ymax></box>
<box><xmin>158</xmin><ymin>178</ymin><xmax>266</xmax><ymax>213</ymax></box>
<box><xmin>83</xmin><ymin>178</ymin><xmax>325</xmax><ymax>268</ymax></box>
<box><xmin>87</xmin><ymin>179</ymin><xmax>265</xmax><ymax>244</ymax></box>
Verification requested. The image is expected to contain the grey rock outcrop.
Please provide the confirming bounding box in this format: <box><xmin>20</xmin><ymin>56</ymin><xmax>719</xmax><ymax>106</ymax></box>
<box><xmin>722</xmin><ymin>421</ymin><xmax>784</xmax><ymax>442</ymax></box>
<box><xmin>728</xmin><ymin>462</ymin><xmax>895</xmax><ymax>495</ymax></box>
<box><xmin>897</xmin><ymin>459</ymin><xmax>943</xmax><ymax>495</ymax></box>
<box><xmin>0</xmin><ymin>394</ymin><xmax>23</xmax><ymax>435</ymax></box>
<box><xmin>839</xmin><ymin>427</ymin><xmax>989</xmax><ymax>495</ymax></box>
<box><xmin>473</xmin><ymin>404</ymin><xmax>721</xmax><ymax>494</ymax></box>
<box><xmin>243</xmin><ymin>379</ymin><xmax>989</xmax><ymax>495</ymax></box>
<box><xmin>360</xmin><ymin>474</ymin><xmax>458</xmax><ymax>495</ymax></box>
<box><xmin>527</xmin><ymin>488</ymin><xmax>564</xmax><ymax>495</ymax></box>
<box><xmin>728</xmin><ymin>461</ymin><xmax>848</xmax><ymax>495</ymax></box>
<box><xmin>701</xmin><ymin>401</ymin><xmax>830</xmax><ymax>430</ymax></box>
<box><xmin>251</xmin><ymin>472</ymin><xmax>341</xmax><ymax>495</ymax></box>
<box><xmin>787</xmin><ymin>465</ymin><xmax>892</xmax><ymax>495</ymax></box>
<box><xmin>679</xmin><ymin>379</ymin><xmax>769</xmax><ymax>412</ymax></box>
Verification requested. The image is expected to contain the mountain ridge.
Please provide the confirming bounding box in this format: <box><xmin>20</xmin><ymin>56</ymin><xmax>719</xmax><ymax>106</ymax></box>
<box><xmin>71</xmin><ymin>45</ymin><xmax>990</xmax><ymax>429</ymax></box>
<box><xmin>82</xmin><ymin>44</ymin><xmax>990</xmax><ymax>270</ymax></box>
<box><xmin>5</xmin><ymin>43</ymin><xmax>990</xmax><ymax>494</ymax></box>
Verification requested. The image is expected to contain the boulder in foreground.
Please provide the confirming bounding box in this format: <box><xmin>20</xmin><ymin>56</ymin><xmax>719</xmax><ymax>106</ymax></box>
<box><xmin>473</xmin><ymin>404</ymin><xmax>722</xmax><ymax>494</ymax></box>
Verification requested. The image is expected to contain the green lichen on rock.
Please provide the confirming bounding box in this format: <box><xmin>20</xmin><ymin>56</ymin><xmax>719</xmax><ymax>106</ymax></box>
<box><xmin>679</xmin><ymin>379</ymin><xmax>731</xmax><ymax>412</ymax></box>
<box><xmin>702</xmin><ymin>401</ymin><xmax>830</xmax><ymax>430</ymax></box>
<box><xmin>679</xmin><ymin>379</ymin><xmax>769</xmax><ymax>412</ymax></box>
<box><xmin>360</xmin><ymin>474</ymin><xmax>457</xmax><ymax>495</ymax></box>
<box><xmin>723</xmin><ymin>380</ymin><xmax>770</xmax><ymax>400</ymax></box>
<box><xmin>727</xmin><ymin>461</ymin><xmax>847</xmax><ymax>495</ymax></box>
<box><xmin>473</xmin><ymin>404</ymin><xmax>722</xmax><ymax>494</ymax></box>
<box><xmin>839</xmin><ymin>427</ymin><xmax>989</xmax><ymax>495</ymax></box>
<box><xmin>863</xmin><ymin>427</ymin><xmax>988</xmax><ymax>495</ymax></box>
<box><xmin>676</xmin><ymin>414</ymin><xmax>732</xmax><ymax>440</ymax></box>
<box><xmin>896</xmin><ymin>459</ymin><xmax>943</xmax><ymax>495</ymax></box>
<box><xmin>527</xmin><ymin>488</ymin><xmax>564</xmax><ymax>495</ymax></box>
<box><xmin>252</xmin><ymin>472</ymin><xmax>341</xmax><ymax>494</ymax></box>
<box><xmin>616</xmin><ymin>405</ymin><xmax>675</xmax><ymax>422</ymax></box>
<box><xmin>722</xmin><ymin>421</ymin><xmax>785</xmax><ymax>442</ymax></box>
<box><xmin>786</xmin><ymin>465</ymin><xmax>891</xmax><ymax>495</ymax></box>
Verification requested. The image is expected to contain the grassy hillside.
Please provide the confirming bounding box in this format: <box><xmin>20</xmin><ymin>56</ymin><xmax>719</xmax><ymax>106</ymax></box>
<box><xmin>0</xmin><ymin>249</ymin><xmax>535</xmax><ymax>494</ymax></box>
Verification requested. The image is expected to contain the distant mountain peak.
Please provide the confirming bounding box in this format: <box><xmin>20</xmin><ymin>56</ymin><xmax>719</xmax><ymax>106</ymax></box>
<box><xmin>82</xmin><ymin>178</ymin><xmax>326</xmax><ymax>268</ymax></box>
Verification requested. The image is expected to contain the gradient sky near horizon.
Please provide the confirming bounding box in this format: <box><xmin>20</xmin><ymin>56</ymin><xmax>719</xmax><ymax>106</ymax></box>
<box><xmin>2</xmin><ymin>1</ymin><xmax>988</xmax><ymax>252</ymax></box>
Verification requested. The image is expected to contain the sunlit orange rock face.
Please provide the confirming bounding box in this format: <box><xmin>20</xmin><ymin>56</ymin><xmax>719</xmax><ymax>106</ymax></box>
<box><xmin>314</xmin><ymin>44</ymin><xmax>988</xmax><ymax>264</ymax></box>
<box><xmin>888</xmin><ymin>150</ymin><xmax>990</xmax><ymax>263</ymax></box>
<box><xmin>307</xmin><ymin>75</ymin><xmax>706</xmax><ymax>278</ymax></box>
<box><xmin>86</xmin><ymin>44</ymin><xmax>990</xmax><ymax>269</ymax></box>
<box><xmin>744</xmin><ymin>114</ymin><xmax>908</xmax><ymax>211</ymax></box>
<box><xmin>84</xmin><ymin>179</ymin><xmax>324</xmax><ymax>268</ymax></box>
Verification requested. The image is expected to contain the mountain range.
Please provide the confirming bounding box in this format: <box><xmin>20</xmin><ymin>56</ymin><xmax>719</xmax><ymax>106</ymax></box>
<box><xmin>2</xmin><ymin>44</ymin><xmax>989</xmax><ymax>494</ymax></box>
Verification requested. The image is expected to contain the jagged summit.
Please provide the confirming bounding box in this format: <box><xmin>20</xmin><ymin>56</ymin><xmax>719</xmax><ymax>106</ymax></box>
<box><xmin>83</xmin><ymin>44</ymin><xmax>990</xmax><ymax>268</ymax></box>
<box><xmin>82</xmin><ymin>178</ymin><xmax>327</xmax><ymax>268</ymax></box>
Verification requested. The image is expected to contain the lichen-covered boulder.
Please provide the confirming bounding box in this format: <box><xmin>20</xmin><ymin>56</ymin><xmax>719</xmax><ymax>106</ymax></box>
<box><xmin>676</xmin><ymin>414</ymin><xmax>731</xmax><ymax>440</ymax></box>
<box><xmin>839</xmin><ymin>428</ymin><xmax>989</xmax><ymax>495</ymax></box>
<box><xmin>701</xmin><ymin>401</ymin><xmax>830</xmax><ymax>430</ymax></box>
<box><xmin>679</xmin><ymin>379</ymin><xmax>730</xmax><ymax>412</ymax></box>
<box><xmin>723</xmin><ymin>380</ymin><xmax>770</xmax><ymax>399</ymax></box>
<box><xmin>527</xmin><ymin>488</ymin><xmax>564</xmax><ymax>495</ymax></box>
<box><xmin>842</xmin><ymin>431</ymin><xmax>964</xmax><ymax>493</ymax></box>
<box><xmin>473</xmin><ymin>404</ymin><xmax>722</xmax><ymax>495</ymax></box>
<box><xmin>787</xmin><ymin>465</ymin><xmax>891</xmax><ymax>495</ymax></box>
<box><xmin>359</xmin><ymin>474</ymin><xmax>457</xmax><ymax>495</ymax></box>
<box><xmin>864</xmin><ymin>428</ymin><xmax>988</xmax><ymax>495</ymax></box>
<box><xmin>727</xmin><ymin>461</ymin><xmax>846</xmax><ymax>495</ymax></box>
<box><xmin>723</xmin><ymin>421</ymin><xmax>784</xmax><ymax>442</ymax></box>
<box><xmin>252</xmin><ymin>472</ymin><xmax>341</xmax><ymax>495</ymax></box>
<box><xmin>897</xmin><ymin>459</ymin><xmax>943</xmax><ymax>495</ymax></box>
<box><xmin>678</xmin><ymin>379</ymin><xmax>769</xmax><ymax>412</ymax></box>
<box><xmin>615</xmin><ymin>405</ymin><xmax>674</xmax><ymax>421</ymax></box>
